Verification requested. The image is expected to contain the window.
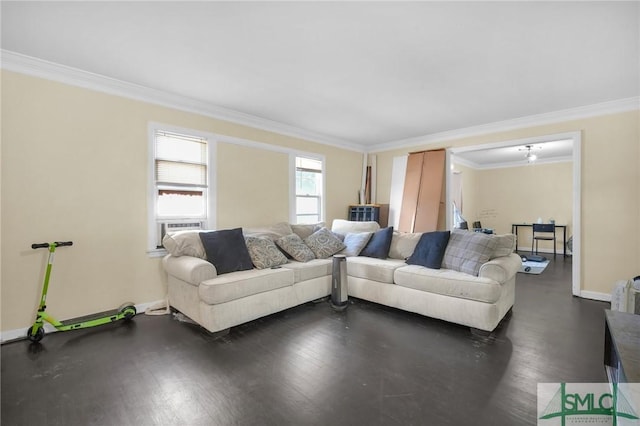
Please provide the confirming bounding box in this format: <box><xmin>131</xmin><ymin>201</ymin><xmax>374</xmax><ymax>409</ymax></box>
<box><xmin>295</xmin><ymin>156</ymin><xmax>323</xmax><ymax>224</ymax></box>
<box><xmin>148</xmin><ymin>125</ymin><xmax>215</xmax><ymax>253</ymax></box>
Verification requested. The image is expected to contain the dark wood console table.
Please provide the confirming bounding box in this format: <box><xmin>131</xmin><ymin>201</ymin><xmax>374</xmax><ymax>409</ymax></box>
<box><xmin>604</xmin><ymin>309</ymin><xmax>640</xmax><ymax>384</ymax></box>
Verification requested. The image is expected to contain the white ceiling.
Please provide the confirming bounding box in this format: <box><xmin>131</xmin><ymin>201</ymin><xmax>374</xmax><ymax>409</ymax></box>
<box><xmin>2</xmin><ymin>2</ymin><xmax>638</xmax><ymax>149</ymax></box>
<box><xmin>453</xmin><ymin>138</ymin><xmax>574</xmax><ymax>169</ymax></box>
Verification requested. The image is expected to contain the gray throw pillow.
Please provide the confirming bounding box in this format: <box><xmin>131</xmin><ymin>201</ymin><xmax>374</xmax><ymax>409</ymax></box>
<box><xmin>304</xmin><ymin>227</ymin><xmax>346</xmax><ymax>259</ymax></box>
<box><xmin>442</xmin><ymin>229</ymin><xmax>498</xmax><ymax>276</ymax></box>
<box><xmin>291</xmin><ymin>222</ymin><xmax>325</xmax><ymax>240</ymax></box>
<box><xmin>276</xmin><ymin>234</ymin><xmax>316</xmax><ymax>262</ymax></box>
<box><xmin>244</xmin><ymin>236</ymin><xmax>289</xmax><ymax>269</ymax></box>
<box><xmin>340</xmin><ymin>232</ymin><xmax>373</xmax><ymax>257</ymax></box>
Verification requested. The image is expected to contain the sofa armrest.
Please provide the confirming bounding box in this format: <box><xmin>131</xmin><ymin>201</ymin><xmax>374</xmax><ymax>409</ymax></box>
<box><xmin>162</xmin><ymin>255</ymin><xmax>217</xmax><ymax>286</ymax></box>
<box><xmin>479</xmin><ymin>253</ymin><xmax>521</xmax><ymax>283</ymax></box>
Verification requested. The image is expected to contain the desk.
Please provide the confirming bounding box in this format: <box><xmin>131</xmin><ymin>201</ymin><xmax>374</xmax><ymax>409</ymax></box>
<box><xmin>511</xmin><ymin>223</ymin><xmax>567</xmax><ymax>257</ymax></box>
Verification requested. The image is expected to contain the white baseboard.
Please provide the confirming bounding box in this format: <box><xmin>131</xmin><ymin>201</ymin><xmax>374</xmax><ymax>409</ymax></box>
<box><xmin>0</xmin><ymin>300</ymin><xmax>164</xmax><ymax>344</ymax></box>
<box><xmin>579</xmin><ymin>291</ymin><xmax>611</xmax><ymax>302</ymax></box>
<box><xmin>516</xmin><ymin>246</ymin><xmax>569</xmax><ymax>255</ymax></box>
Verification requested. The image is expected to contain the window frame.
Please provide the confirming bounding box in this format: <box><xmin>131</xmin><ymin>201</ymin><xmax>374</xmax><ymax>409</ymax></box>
<box><xmin>290</xmin><ymin>153</ymin><xmax>325</xmax><ymax>224</ymax></box>
<box><xmin>147</xmin><ymin>123</ymin><xmax>217</xmax><ymax>256</ymax></box>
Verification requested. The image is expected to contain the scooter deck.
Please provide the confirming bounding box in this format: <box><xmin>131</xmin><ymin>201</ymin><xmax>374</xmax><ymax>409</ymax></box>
<box><xmin>59</xmin><ymin>308</ymin><xmax>122</xmax><ymax>327</ymax></box>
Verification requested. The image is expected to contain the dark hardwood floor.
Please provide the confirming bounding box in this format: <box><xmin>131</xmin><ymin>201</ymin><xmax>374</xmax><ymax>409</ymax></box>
<box><xmin>2</xmin><ymin>255</ymin><xmax>609</xmax><ymax>426</ymax></box>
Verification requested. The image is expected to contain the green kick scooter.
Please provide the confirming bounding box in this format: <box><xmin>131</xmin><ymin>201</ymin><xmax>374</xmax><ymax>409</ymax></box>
<box><xmin>27</xmin><ymin>241</ymin><xmax>136</xmax><ymax>342</ymax></box>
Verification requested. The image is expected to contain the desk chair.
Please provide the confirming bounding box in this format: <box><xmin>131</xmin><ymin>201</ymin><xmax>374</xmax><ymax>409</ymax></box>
<box><xmin>532</xmin><ymin>223</ymin><xmax>556</xmax><ymax>257</ymax></box>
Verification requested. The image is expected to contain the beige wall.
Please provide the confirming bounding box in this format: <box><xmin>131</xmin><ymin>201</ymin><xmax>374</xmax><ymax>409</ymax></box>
<box><xmin>2</xmin><ymin>69</ymin><xmax>638</xmax><ymax>333</ymax></box>
<box><xmin>451</xmin><ymin>163</ymin><xmax>479</xmax><ymax>230</ymax></box>
<box><xmin>453</xmin><ymin>161</ymin><xmax>573</xmax><ymax>253</ymax></box>
<box><xmin>1</xmin><ymin>71</ymin><xmax>363</xmax><ymax>332</ymax></box>
<box><xmin>375</xmin><ymin>110</ymin><xmax>640</xmax><ymax>295</ymax></box>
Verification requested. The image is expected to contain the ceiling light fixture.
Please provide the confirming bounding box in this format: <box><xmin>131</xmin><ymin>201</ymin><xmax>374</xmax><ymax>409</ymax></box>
<box><xmin>520</xmin><ymin>144</ymin><xmax>540</xmax><ymax>163</ymax></box>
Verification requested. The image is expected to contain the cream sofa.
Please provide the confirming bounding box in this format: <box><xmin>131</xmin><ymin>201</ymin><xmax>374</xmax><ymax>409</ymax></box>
<box><xmin>161</xmin><ymin>220</ymin><xmax>520</xmax><ymax>334</ymax></box>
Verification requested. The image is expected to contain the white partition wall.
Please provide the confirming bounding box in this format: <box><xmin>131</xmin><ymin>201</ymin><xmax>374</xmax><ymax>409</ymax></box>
<box><xmin>388</xmin><ymin>155</ymin><xmax>408</xmax><ymax>229</ymax></box>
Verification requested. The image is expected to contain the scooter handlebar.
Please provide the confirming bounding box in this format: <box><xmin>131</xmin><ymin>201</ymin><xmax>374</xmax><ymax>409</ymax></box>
<box><xmin>31</xmin><ymin>241</ymin><xmax>73</xmax><ymax>249</ymax></box>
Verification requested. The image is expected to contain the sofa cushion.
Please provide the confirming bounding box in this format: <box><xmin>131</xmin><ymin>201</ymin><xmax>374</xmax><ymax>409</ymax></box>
<box><xmin>280</xmin><ymin>259</ymin><xmax>332</xmax><ymax>283</ymax></box>
<box><xmin>199</xmin><ymin>268</ymin><xmax>294</xmax><ymax>305</ymax></box>
<box><xmin>346</xmin><ymin>257</ymin><xmax>406</xmax><ymax>284</ymax></box>
<box><xmin>389</xmin><ymin>231</ymin><xmax>422</xmax><ymax>260</ymax></box>
<box><xmin>360</xmin><ymin>227</ymin><xmax>394</xmax><ymax>259</ymax></box>
<box><xmin>199</xmin><ymin>228</ymin><xmax>254</xmax><ymax>275</ymax></box>
<box><xmin>162</xmin><ymin>230</ymin><xmax>206</xmax><ymax>259</ymax></box>
<box><xmin>244</xmin><ymin>236</ymin><xmax>289</xmax><ymax>269</ymax></box>
<box><xmin>243</xmin><ymin>222</ymin><xmax>294</xmax><ymax>241</ymax></box>
<box><xmin>304</xmin><ymin>227</ymin><xmax>346</xmax><ymax>259</ymax></box>
<box><xmin>394</xmin><ymin>265</ymin><xmax>503</xmax><ymax>303</ymax></box>
<box><xmin>490</xmin><ymin>234</ymin><xmax>517</xmax><ymax>259</ymax></box>
<box><xmin>340</xmin><ymin>232</ymin><xmax>373</xmax><ymax>257</ymax></box>
<box><xmin>291</xmin><ymin>222</ymin><xmax>325</xmax><ymax>240</ymax></box>
<box><xmin>441</xmin><ymin>229</ymin><xmax>498</xmax><ymax>276</ymax></box>
<box><xmin>331</xmin><ymin>219</ymin><xmax>380</xmax><ymax>236</ymax></box>
<box><xmin>276</xmin><ymin>234</ymin><xmax>316</xmax><ymax>262</ymax></box>
<box><xmin>406</xmin><ymin>231</ymin><xmax>450</xmax><ymax>269</ymax></box>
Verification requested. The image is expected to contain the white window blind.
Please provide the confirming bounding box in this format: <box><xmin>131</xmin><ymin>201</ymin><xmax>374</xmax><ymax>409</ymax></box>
<box><xmin>155</xmin><ymin>132</ymin><xmax>207</xmax><ymax>187</ymax></box>
<box><xmin>154</xmin><ymin>131</ymin><xmax>208</xmax><ymax>219</ymax></box>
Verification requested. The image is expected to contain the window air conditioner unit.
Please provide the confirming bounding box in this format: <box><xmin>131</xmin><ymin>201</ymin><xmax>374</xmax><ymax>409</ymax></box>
<box><xmin>158</xmin><ymin>221</ymin><xmax>206</xmax><ymax>248</ymax></box>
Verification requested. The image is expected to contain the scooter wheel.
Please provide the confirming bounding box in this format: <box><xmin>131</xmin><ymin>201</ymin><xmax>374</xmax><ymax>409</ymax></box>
<box><xmin>119</xmin><ymin>304</ymin><xmax>136</xmax><ymax>321</ymax></box>
<box><xmin>27</xmin><ymin>326</ymin><xmax>44</xmax><ymax>342</ymax></box>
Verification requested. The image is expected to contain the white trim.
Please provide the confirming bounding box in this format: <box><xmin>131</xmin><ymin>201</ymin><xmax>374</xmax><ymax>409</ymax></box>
<box><xmin>447</xmin><ymin>132</ymin><xmax>578</xmax><ymax>170</ymax></box>
<box><xmin>147</xmin><ymin>248</ymin><xmax>168</xmax><ymax>258</ymax></box>
<box><xmin>579</xmin><ymin>291</ymin><xmax>611</xmax><ymax>303</ymax></box>
<box><xmin>388</xmin><ymin>155</ymin><xmax>408</xmax><ymax>230</ymax></box>
<box><xmin>369</xmin><ymin>98</ymin><xmax>639</xmax><ymax>153</ymax></box>
<box><xmin>290</xmin><ymin>153</ymin><xmax>327</xmax><ymax>224</ymax></box>
<box><xmin>445</xmin><ymin>150</ymin><xmax>452</xmax><ymax>230</ymax></box>
<box><xmin>449</xmin><ymin>131</ymin><xmax>579</xmax><ymax>154</ymax></box>
<box><xmin>446</xmin><ymin>131</ymin><xmax>583</xmax><ymax>297</ymax></box>
<box><xmin>208</xmin><ymin>140</ymin><xmax>218</xmax><ymax>231</ymax></box>
<box><xmin>571</xmin><ymin>133</ymin><xmax>582</xmax><ymax>297</ymax></box>
<box><xmin>147</xmin><ymin>123</ymin><xmax>218</xmax><ymax>253</ymax></box>
<box><xmin>516</xmin><ymin>246</ymin><xmax>559</xmax><ymax>254</ymax></box>
<box><xmin>360</xmin><ymin>153</ymin><xmax>368</xmax><ymax>204</ymax></box>
<box><xmin>0</xmin><ymin>300</ymin><xmax>164</xmax><ymax>344</ymax></box>
<box><xmin>1</xmin><ymin>50</ymin><xmax>365</xmax><ymax>153</ymax></box>
<box><xmin>288</xmin><ymin>155</ymin><xmax>297</xmax><ymax>223</ymax></box>
<box><xmin>370</xmin><ymin>154</ymin><xmax>377</xmax><ymax>204</ymax></box>
<box><xmin>456</xmin><ymin>155</ymin><xmax>573</xmax><ymax>170</ymax></box>
<box><xmin>4</xmin><ymin>50</ymin><xmax>637</xmax><ymax>156</ymax></box>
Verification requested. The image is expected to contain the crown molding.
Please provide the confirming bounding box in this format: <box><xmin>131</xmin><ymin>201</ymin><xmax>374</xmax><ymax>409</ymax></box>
<box><xmin>454</xmin><ymin>155</ymin><xmax>573</xmax><ymax>171</ymax></box>
<box><xmin>1</xmin><ymin>50</ymin><xmax>365</xmax><ymax>153</ymax></box>
<box><xmin>369</xmin><ymin>96</ymin><xmax>639</xmax><ymax>153</ymax></box>
<box><xmin>3</xmin><ymin>50</ymin><xmax>637</xmax><ymax>156</ymax></box>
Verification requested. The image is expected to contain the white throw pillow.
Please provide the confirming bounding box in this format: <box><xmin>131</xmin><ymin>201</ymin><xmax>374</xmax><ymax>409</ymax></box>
<box><xmin>331</xmin><ymin>219</ymin><xmax>380</xmax><ymax>236</ymax></box>
<box><xmin>389</xmin><ymin>231</ymin><xmax>423</xmax><ymax>260</ymax></box>
<box><xmin>162</xmin><ymin>231</ymin><xmax>206</xmax><ymax>259</ymax></box>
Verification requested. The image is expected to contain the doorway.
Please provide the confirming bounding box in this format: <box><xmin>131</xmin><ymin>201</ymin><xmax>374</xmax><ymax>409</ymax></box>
<box><xmin>446</xmin><ymin>131</ymin><xmax>581</xmax><ymax>296</ymax></box>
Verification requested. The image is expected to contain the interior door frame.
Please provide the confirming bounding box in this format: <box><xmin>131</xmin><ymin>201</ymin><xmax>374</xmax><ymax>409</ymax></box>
<box><xmin>445</xmin><ymin>131</ymin><xmax>582</xmax><ymax>297</ymax></box>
